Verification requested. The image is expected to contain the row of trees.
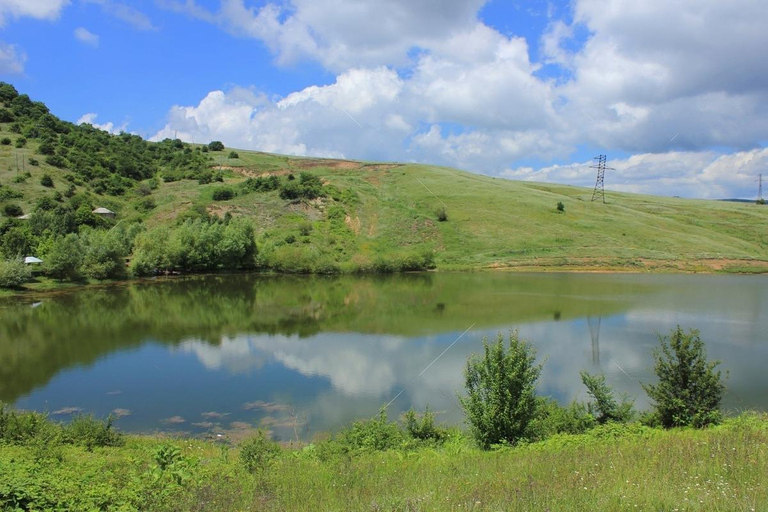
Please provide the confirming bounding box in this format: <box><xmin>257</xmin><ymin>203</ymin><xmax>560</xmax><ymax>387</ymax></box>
<box><xmin>130</xmin><ymin>217</ymin><xmax>256</xmax><ymax>276</ymax></box>
<box><xmin>461</xmin><ymin>327</ymin><xmax>725</xmax><ymax>449</ymax></box>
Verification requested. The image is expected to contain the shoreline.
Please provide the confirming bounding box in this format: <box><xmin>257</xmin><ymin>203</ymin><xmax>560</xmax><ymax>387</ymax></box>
<box><xmin>3</xmin><ymin>258</ymin><xmax>767</xmax><ymax>301</ymax></box>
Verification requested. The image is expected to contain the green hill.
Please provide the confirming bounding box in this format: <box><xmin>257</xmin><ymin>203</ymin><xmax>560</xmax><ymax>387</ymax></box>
<box><xmin>1</xmin><ymin>81</ymin><xmax>767</xmax><ymax>282</ymax></box>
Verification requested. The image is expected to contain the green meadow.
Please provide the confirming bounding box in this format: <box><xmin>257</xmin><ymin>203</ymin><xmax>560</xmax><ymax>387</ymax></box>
<box><xmin>2</xmin><ymin>407</ymin><xmax>767</xmax><ymax>511</ymax></box>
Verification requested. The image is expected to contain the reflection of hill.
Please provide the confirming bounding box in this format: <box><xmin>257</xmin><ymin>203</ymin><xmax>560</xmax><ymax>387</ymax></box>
<box><xmin>0</xmin><ymin>273</ymin><xmax>648</xmax><ymax>402</ymax></box>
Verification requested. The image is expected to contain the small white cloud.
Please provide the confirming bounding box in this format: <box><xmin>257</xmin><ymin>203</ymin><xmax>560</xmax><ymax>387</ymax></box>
<box><xmin>77</xmin><ymin>112</ymin><xmax>127</xmax><ymax>134</ymax></box>
<box><xmin>84</xmin><ymin>0</ymin><xmax>156</xmax><ymax>31</ymax></box>
<box><xmin>74</xmin><ymin>27</ymin><xmax>99</xmax><ymax>47</ymax></box>
<box><xmin>0</xmin><ymin>0</ymin><xmax>69</xmax><ymax>26</ymax></box>
<box><xmin>0</xmin><ymin>41</ymin><xmax>25</xmax><ymax>73</ymax></box>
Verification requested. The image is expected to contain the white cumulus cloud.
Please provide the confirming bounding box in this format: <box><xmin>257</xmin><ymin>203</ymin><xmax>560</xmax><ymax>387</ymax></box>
<box><xmin>0</xmin><ymin>0</ymin><xmax>69</xmax><ymax>25</ymax></box>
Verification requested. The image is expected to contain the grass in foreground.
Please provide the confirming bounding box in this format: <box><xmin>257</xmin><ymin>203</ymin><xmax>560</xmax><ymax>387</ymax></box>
<box><xmin>1</xmin><ymin>409</ymin><xmax>767</xmax><ymax>511</ymax></box>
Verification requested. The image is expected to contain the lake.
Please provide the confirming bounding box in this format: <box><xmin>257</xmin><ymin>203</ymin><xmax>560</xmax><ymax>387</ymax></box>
<box><xmin>1</xmin><ymin>272</ymin><xmax>766</xmax><ymax>441</ymax></box>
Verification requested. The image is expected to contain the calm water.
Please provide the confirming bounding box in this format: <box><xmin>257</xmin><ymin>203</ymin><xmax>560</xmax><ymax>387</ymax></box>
<box><xmin>1</xmin><ymin>272</ymin><xmax>766</xmax><ymax>441</ymax></box>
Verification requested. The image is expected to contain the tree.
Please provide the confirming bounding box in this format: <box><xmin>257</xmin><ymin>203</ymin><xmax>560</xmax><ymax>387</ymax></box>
<box><xmin>459</xmin><ymin>331</ymin><xmax>542</xmax><ymax>449</ymax></box>
<box><xmin>580</xmin><ymin>371</ymin><xmax>634</xmax><ymax>424</ymax></box>
<box><xmin>44</xmin><ymin>234</ymin><xmax>83</xmax><ymax>281</ymax></box>
<box><xmin>642</xmin><ymin>326</ymin><xmax>725</xmax><ymax>428</ymax></box>
<box><xmin>208</xmin><ymin>140</ymin><xmax>225</xmax><ymax>151</ymax></box>
<box><xmin>0</xmin><ymin>257</ymin><xmax>31</xmax><ymax>288</ymax></box>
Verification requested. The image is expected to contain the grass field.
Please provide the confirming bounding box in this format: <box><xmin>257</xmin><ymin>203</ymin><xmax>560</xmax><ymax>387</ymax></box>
<box><xmin>2</xmin><ymin>412</ymin><xmax>767</xmax><ymax>511</ymax></box>
<box><xmin>2</xmin><ymin>137</ymin><xmax>767</xmax><ymax>274</ymax></box>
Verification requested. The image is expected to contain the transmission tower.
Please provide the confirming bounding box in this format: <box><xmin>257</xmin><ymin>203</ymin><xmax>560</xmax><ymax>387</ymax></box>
<box><xmin>758</xmin><ymin>174</ymin><xmax>764</xmax><ymax>204</ymax></box>
<box><xmin>590</xmin><ymin>155</ymin><xmax>614</xmax><ymax>203</ymax></box>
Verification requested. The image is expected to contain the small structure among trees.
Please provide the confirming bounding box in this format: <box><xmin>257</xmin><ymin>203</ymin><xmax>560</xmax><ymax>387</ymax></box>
<box><xmin>92</xmin><ymin>207</ymin><xmax>116</xmax><ymax>219</ymax></box>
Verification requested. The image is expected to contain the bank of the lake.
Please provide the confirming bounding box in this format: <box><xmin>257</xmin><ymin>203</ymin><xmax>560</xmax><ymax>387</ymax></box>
<box><xmin>2</xmin><ymin>411</ymin><xmax>767</xmax><ymax>511</ymax></box>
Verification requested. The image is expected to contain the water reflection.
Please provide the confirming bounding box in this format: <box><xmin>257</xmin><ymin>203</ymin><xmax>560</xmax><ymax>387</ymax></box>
<box><xmin>2</xmin><ymin>273</ymin><xmax>766</xmax><ymax>440</ymax></box>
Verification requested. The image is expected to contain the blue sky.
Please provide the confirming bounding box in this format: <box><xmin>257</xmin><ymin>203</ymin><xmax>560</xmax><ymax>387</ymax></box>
<box><xmin>1</xmin><ymin>0</ymin><xmax>767</xmax><ymax>199</ymax></box>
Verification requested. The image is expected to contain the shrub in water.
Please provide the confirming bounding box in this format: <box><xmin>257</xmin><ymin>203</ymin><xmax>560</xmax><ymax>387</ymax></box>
<box><xmin>642</xmin><ymin>326</ymin><xmax>725</xmax><ymax>428</ymax></box>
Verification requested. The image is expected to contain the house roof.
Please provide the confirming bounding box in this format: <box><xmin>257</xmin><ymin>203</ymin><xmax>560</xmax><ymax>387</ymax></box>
<box><xmin>24</xmin><ymin>256</ymin><xmax>43</xmax><ymax>264</ymax></box>
<box><xmin>92</xmin><ymin>207</ymin><xmax>115</xmax><ymax>214</ymax></box>
<box><xmin>17</xmin><ymin>214</ymin><xmax>31</xmax><ymax>219</ymax></box>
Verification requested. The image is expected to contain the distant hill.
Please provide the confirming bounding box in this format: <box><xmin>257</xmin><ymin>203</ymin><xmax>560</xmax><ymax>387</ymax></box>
<box><xmin>1</xmin><ymin>82</ymin><xmax>767</xmax><ymax>278</ymax></box>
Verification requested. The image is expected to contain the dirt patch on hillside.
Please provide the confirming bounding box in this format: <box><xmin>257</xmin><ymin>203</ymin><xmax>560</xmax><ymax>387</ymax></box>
<box><xmin>207</xmin><ymin>204</ymin><xmax>243</xmax><ymax>218</ymax></box>
<box><xmin>345</xmin><ymin>214</ymin><xmax>361</xmax><ymax>235</ymax></box>
<box><xmin>232</xmin><ymin>168</ymin><xmax>294</xmax><ymax>178</ymax></box>
<box><xmin>296</xmin><ymin>159</ymin><xmax>361</xmax><ymax>170</ymax></box>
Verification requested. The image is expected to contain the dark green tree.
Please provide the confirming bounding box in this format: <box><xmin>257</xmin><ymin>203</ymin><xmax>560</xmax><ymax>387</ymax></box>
<box><xmin>208</xmin><ymin>140</ymin><xmax>225</xmax><ymax>151</ymax></box>
<box><xmin>459</xmin><ymin>331</ymin><xmax>542</xmax><ymax>449</ymax></box>
<box><xmin>642</xmin><ymin>326</ymin><xmax>725</xmax><ymax>428</ymax></box>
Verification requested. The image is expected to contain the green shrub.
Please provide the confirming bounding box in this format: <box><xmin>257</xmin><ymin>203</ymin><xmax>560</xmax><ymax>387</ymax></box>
<box><xmin>2</xmin><ymin>203</ymin><xmax>23</xmax><ymax>217</ymax></box>
<box><xmin>642</xmin><ymin>326</ymin><xmax>725</xmax><ymax>428</ymax></box>
<box><xmin>239</xmin><ymin>430</ymin><xmax>281</xmax><ymax>473</ymax></box>
<box><xmin>0</xmin><ymin>258</ymin><xmax>31</xmax><ymax>288</ymax></box>
<box><xmin>44</xmin><ymin>234</ymin><xmax>83</xmax><ymax>281</ymax></box>
<box><xmin>556</xmin><ymin>201</ymin><xmax>565</xmax><ymax>213</ymax></box>
<box><xmin>0</xmin><ymin>403</ymin><xmax>49</xmax><ymax>444</ymax></box>
<box><xmin>580</xmin><ymin>371</ymin><xmax>634</xmax><ymax>424</ymax></box>
<box><xmin>27</xmin><ymin>157</ymin><xmax>38</xmax><ymax>166</ymax></box>
<box><xmin>436</xmin><ymin>207</ymin><xmax>448</xmax><ymax>222</ymax></box>
<box><xmin>339</xmin><ymin>408</ymin><xmax>404</xmax><ymax>452</ymax></box>
<box><xmin>0</xmin><ymin>186</ymin><xmax>23</xmax><ymax>200</ymax></box>
<box><xmin>404</xmin><ymin>407</ymin><xmax>446</xmax><ymax>443</ymax></box>
<box><xmin>459</xmin><ymin>331</ymin><xmax>542</xmax><ymax>449</ymax></box>
<box><xmin>212</xmin><ymin>187</ymin><xmax>235</xmax><ymax>201</ymax></box>
<box><xmin>208</xmin><ymin>140</ymin><xmax>225</xmax><ymax>151</ymax></box>
<box><xmin>62</xmin><ymin>414</ymin><xmax>123</xmax><ymax>450</ymax></box>
<box><xmin>0</xmin><ymin>137</ymin><xmax>10</xmax><ymax>145</ymax></box>
<box><xmin>527</xmin><ymin>397</ymin><xmax>595</xmax><ymax>441</ymax></box>
<box><xmin>228</xmin><ymin>151</ymin><xmax>239</xmax><ymax>159</ymax></box>
<box><xmin>40</xmin><ymin>174</ymin><xmax>54</xmax><ymax>187</ymax></box>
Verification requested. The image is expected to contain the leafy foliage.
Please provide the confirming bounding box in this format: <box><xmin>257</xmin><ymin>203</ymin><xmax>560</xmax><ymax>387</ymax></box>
<box><xmin>642</xmin><ymin>326</ymin><xmax>725</xmax><ymax>428</ymax></box>
<box><xmin>239</xmin><ymin>431</ymin><xmax>281</xmax><ymax>473</ymax></box>
<box><xmin>62</xmin><ymin>414</ymin><xmax>124</xmax><ymax>450</ymax></box>
<box><xmin>0</xmin><ymin>257</ymin><xmax>31</xmax><ymax>288</ymax></box>
<box><xmin>404</xmin><ymin>407</ymin><xmax>446</xmax><ymax>442</ymax></box>
<box><xmin>339</xmin><ymin>408</ymin><xmax>404</xmax><ymax>452</ymax></box>
<box><xmin>580</xmin><ymin>371</ymin><xmax>634</xmax><ymax>424</ymax></box>
<box><xmin>459</xmin><ymin>331</ymin><xmax>542</xmax><ymax>449</ymax></box>
<box><xmin>279</xmin><ymin>172</ymin><xmax>325</xmax><ymax>200</ymax></box>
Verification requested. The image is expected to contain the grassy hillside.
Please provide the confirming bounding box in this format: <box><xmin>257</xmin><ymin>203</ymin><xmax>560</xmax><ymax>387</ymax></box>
<box><xmin>1</xmin><ymin>82</ymin><xmax>767</xmax><ymax>279</ymax></box>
